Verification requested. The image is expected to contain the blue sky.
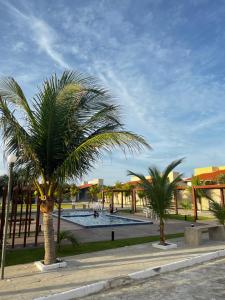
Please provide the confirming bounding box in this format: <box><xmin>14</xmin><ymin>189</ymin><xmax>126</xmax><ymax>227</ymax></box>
<box><xmin>1</xmin><ymin>0</ymin><xmax>225</xmax><ymax>184</ymax></box>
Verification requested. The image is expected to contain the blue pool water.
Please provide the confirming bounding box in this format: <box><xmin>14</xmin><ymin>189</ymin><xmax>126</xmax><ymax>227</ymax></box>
<box><xmin>59</xmin><ymin>210</ymin><xmax>152</xmax><ymax>228</ymax></box>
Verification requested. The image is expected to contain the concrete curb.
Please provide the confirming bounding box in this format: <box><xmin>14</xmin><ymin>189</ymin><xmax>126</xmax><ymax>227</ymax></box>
<box><xmin>35</xmin><ymin>248</ymin><xmax>225</xmax><ymax>300</ymax></box>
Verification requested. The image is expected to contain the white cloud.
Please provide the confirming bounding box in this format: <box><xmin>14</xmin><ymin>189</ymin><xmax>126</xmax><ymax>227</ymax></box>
<box><xmin>2</xmin><ymin>1</ymin><xmax>70</xmax><ymax>69</ymax></box>
<box><xmin>12</xmin><ymin>41</ymin><xmax>26</xmax><ymax>52</ymax></box>
<box><xmin>1</xmin><ymin>0</ymin><xmax>225</xmax><ymax>182</ymax></box>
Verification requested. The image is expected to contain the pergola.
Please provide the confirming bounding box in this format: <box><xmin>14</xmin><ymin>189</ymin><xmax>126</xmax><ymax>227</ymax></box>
<box><xmin>102</xmin><ymin>184</ymin><xmax>225</xmax><ymax>221</ymax></box>
<box><xmin>102</xmin><ymin>188</ymin><xmax>138</xmax><ymax>212</ymax></box>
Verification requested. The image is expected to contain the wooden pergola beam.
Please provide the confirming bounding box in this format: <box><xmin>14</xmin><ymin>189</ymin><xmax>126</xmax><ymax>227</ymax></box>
<box><xmin>220</xmin><ymin>188</ymin><xmax>225</xmax><ymax>207</ymax></box>
<box><xmin>193</xmin><ymin>184</ymin><xmax>225</xmax><ymax>189</ymax></box>
<box><xmin>192</xmin><ymin>187</ymin><xmax>198</xmax><ymax>221</ymax></box>
<box><xmin>174</xmin><ymin>190</ymin><xmax>178</xmax><ymax>215</ymax></box>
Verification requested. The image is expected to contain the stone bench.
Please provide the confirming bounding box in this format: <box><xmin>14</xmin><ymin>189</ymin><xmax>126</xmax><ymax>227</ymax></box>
<box><xmin>185</xmin><ymin>225</ymin><xmax>225</xmax><ymax>247</ymax></box>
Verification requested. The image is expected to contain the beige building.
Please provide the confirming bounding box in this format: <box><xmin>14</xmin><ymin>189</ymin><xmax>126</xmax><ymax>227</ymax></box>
<box><xmin>179</xmin><ymin>166</ymin><xmax>225</xmax><ymax>211</ymax></box>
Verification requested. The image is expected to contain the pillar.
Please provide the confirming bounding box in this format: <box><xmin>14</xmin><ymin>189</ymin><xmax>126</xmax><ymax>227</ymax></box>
<box><xmin>192</xmin><ymin>187</ymin><xmax>198</xmax><ymax>221</ymax></box>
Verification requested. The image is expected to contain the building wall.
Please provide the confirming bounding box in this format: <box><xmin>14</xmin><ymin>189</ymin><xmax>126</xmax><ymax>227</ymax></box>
<box><xmin>218</xmin><ymin>166</ymin><xmax>225</xmax><ymax>170</ymax></box>
<box><xmin>176</xmin><ymin>188</ymin><xmax>223</xmax><ymax>211</ymax></box>
<box><xmin>194</xmin><ymin>165</ymin><xmax>225</xmax><ymax>176</ymax></box>
<box><xmin>194</xmin><ymin>166</ymin><xmax>218</xmax><ymax>176</ymax></box>
<box><xmin>130</xmin><ymin>172</ymin><xmax>179</xmax><ymax>183</ymax></box>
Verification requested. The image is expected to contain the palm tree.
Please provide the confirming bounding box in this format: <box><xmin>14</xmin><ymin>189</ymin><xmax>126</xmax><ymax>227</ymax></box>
<box><xmin>0</xmin><ymin>71</ymin><xmax>150</xmax><ymax>265</ymax></box>
<box><xmin>114</xmin><ymin>181</ymin><xmax>122</xmax><ymax>204</ymax></box>
<box><xmin>123</xmin><ymin>183</ymin><xmax>133</xmax><ymax>205</ymax></box>
<box><xmin>217</xmin><ymin>174</ymin><xmax>225</xmax><ymax>184</ymax></box>
<box><xmin>128</xmin><ymin>159</ymin><xmax>183</xmax><ymax>245</ymax></box>
<box><xmin>137</xmin><ymin>190</ymin><xmax>147</xmax><ymax>206</ymax></box>
<box><xmin>70</xmin><ymin>184</ymin><xmax>79</xmax><ymax>202</ymax></box>
<box><xmin>88</xmin><ymin>184</ymin><xmax>100</xmax><ymax>203</ymax></box>
<box><xmin>187</xmin><ymin>176</ymin><xmax>211</xmax><ymax>211</ymax></box>
<box><xmin>104</xmin><ymin>185</ymin><xmax>113</xmax><ymax>202</ymax></box>
<box><xmin>209</xmin><ymin>200</ymin><xmax>225</xmax><ymax>225</ymax></box>
<box><xmin>180</xmin><ymin>199</ymin><xmax>192</xmax><ymax>220</ymax></box>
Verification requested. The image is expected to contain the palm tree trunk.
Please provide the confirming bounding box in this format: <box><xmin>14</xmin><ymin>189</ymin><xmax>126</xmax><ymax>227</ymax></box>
<box><xmin>43</xmin><ymin>212</ymin><xmax>56</xmax><ymax>265</ymax></box>
<box><xmin>159</xmin><ymin>218</ymin><xmax>165</xmax><ymax>245</ymax></box>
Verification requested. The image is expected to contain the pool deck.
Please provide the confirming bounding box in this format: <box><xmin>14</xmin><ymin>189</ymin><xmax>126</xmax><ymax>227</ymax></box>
<box><xmin>7</xmin><ymin>211</ymin><xmax>207</xmax><ymax>247</ymax></box>
<box><xmin>58</xmin><ymin>210</ymin><xmax>152</xmax><ymax>228</ymax></box>
<box><xmin>53</xmin><ymin>212</ymin><xmax>196</xmax><ymax>243</ymax></box>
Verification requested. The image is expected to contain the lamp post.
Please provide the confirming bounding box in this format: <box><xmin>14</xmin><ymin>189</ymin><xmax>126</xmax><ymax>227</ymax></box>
<box><xmin>1</xmin><ymin>154</ymin><xmax>17</xmax><ymax>280</ymax></box>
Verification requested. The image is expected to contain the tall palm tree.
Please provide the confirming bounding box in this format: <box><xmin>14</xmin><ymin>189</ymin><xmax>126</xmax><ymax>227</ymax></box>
<box><xmin>128</xmin><ymin>159</ymin><xmax>183</xmax><ymax>245</ymax></box>
<box><xmin>0</xmin><ymin>71</ymin><xmax>150</xmax><ymax>265</ymax></box>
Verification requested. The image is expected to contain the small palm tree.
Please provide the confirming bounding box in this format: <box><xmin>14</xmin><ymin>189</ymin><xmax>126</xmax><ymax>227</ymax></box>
<box><xmin>137</xmin><ymin>190</ymin><xmax>147</xmax><ymax>206</ymax></box>
<box><xmin>70</xmin><ymin>184</ymin><xmax>79</xmax><ymax>202</ymax></box>
<box><xmin>0</xmin><ymin>71</ymin><xmax>150</xmax><ymax>265</ymax></box>
<box><xmin>187</xmin><ymin>176</ymin><xmax>211</xmax><ymax>211</ymax></box>
<box><xmin>217</xmin><ymin>174</ymin><xmax>225</xmax><ymax>184</ymax></box>
<box><xmin>123</xmin><ymin>183</ymin><xmax>133</xmax><ymax>204</ymax></box>
<box><xmin>104</xmin><ymin>185</ymin><xmax>113</xmax><ymax>201</ymax></box>
<box><xmin>114</xmin><ymin>181</ymin><xmax>122</xmax><ymax>204</ymax></box>
<box><xmin>209</xmin><ymin>200</ymin><xmax>225</xmax><ymax>225</ymax></box>
<box><xmin>88</xmin><ymin>184</ymin><xmax>100</xmax><ymax>203</ymax></box>
<box><xmin>128</xmin><ymin>159</ymin><xmax>183</xmax><ymax>245</ymax></box>
<box><xmin>58</xmin><ymin>230</ymin><xmax>78</xmax><ymax>250</ymax></box>
<box><xmin>180</xmin><ymin>199</ymin><xmax>192</xmax><ymax>220</ymax></box>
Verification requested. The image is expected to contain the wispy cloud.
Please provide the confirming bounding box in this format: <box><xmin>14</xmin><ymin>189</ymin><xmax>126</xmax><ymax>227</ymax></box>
<box><xmin>1</xmin><ymin>0</ymin><xmax>225</xmax><ymax>183</ymax></box>
<box><xmin>2</xmin><ymin>1</ymin><xmax>70</xmax><ymax>69</ymax></box>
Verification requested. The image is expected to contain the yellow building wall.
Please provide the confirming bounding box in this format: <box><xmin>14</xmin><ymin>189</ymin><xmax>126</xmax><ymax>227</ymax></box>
<box><xmin>194</xmin><ymin>166</ymin><xmax>218</xmax><ymax>176</ymax></box>
<box><xmin>194</xmin><ymin>165</ymin><xmax>225</xmax><ymax>176</ymax></box>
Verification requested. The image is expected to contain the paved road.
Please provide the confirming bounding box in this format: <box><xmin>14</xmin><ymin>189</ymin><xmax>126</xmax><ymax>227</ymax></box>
<box><xmin>85</xmin><ymin>258</ymin><xmax>225</xmax><ymax>300</ymax></box>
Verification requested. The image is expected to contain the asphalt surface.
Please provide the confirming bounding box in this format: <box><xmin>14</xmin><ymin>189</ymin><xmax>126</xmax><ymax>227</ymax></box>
<box><xmin>84</xmin><ymin>258</ymin><xmax>225</xmax><ymax>300</ymax></box>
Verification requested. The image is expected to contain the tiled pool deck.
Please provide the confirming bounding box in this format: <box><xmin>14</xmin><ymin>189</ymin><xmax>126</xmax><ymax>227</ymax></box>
<box><xmin>53</xmin><ymin>212</ymin><xmax>198</xmax><ymax>243</ymax></box>
<box><xmin>8</xmin><ymin>211</ymin><xmax>198</xmax><ymax>246</ymax></box>
<box><xmin>58</xmin><ymin>209</ymin><xmax>152</xmax><ymax>228</ymax></box>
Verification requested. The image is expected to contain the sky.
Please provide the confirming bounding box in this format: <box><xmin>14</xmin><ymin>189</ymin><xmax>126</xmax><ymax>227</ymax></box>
<box><xmin>1</xmin><ymin>0</ymin><xmax>225</xmax><ymax>185</ymax></box>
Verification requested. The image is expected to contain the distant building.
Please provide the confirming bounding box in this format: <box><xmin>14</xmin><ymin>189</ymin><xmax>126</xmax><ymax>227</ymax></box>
<box><xmin>78</xmin><ymin>178</ymin><xmax>103</xmax><ymax>201</ymax></box>
<box><xmin>183</xmin><ymin>166</ymin><xmax>225</xmax><ymax>210</ymax></box>
<box><xmin>185</xmin><ymin>166</ymin><xmax>225</xmax><ymax>184</ymax></box>
<box><xmin>125</xmin><ymin>171</ymin><xmax>181</xmax><ymax>186</ymax></box>
<box><xmin>194</xmin><ymin>166</ymin><xmax>225</xmax><ymax>176</ymax></box>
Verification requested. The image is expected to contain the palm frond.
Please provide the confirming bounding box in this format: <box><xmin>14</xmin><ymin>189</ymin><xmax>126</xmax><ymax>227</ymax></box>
<box><xmin>128</xmin><ymin>159</ymin><xmax>183</xmax><ymax>221</ymax></box>
<box><xmin>162</xmin><ymin>158</ymin><xmax>184</xmax><ymax>183</ymax></box>
<box><xmin>209</xmin><ymin>200</ymin><xmax>225</xmax><ymax>225</ymax></box>
<box><xmin>0</xmin><ymin>77</ymin><xmax>35</xmax><ymax>125</ymax></box>
<box><xmin>58</xmin><ymin>230</ymin><xmax>78</xmax><ymax>250</ymax></box>
<box><xmin>55</xmin><ymin>131</ymin><xmax>150</xmax><ymax>181</ymax></box>
<box><xmin>0</xmin><ymin>70</ymin><xmax>150</xmax><ymax>195</ymax></box>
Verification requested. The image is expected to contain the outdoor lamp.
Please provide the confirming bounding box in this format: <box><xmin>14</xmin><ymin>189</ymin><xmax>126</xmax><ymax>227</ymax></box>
<box><xmin>7</xmin><ymin>154</ymin><xmax>17</xmax><ymax>165</ymax></box>
<box><xmin>1</xmin><ymin>153</ymin><xmax>17</xmax><ymax>279</ymax></box>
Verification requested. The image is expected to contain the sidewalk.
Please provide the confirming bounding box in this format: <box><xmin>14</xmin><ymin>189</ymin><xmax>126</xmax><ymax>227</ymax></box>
<box><xmin>0</xmin><ymin>237</ymin><xmax>225</xmax><ymax>300</ymax></box>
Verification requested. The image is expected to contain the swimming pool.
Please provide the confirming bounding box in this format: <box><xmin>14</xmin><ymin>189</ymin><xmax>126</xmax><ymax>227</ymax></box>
<box><xmin>58</xmin><ymin>210</ymin><xmax>152</xmax><ymax>228</ymax></box>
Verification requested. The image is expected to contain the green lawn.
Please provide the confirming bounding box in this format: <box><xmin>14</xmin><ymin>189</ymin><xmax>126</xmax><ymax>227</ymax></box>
<box><xmin>4</xmin><ymin>232</ymin><xmax>183</xmax><ymax>266</ymax></box>
<box><xmin>166</xmin><ymin>213</ymin><xmax>214</xmax><ymax>222</ymax></box>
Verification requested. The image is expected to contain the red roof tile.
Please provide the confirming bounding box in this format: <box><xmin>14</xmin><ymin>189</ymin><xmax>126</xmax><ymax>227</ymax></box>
<box><xmin>186</xmin><ymin>169</ymin><xmax>225</xmax><ymax>181</ymax></box>
<box><xmin>78</xmin><ymin>183</ymin><xmax>93</xmax><ymax>189</ymax></box>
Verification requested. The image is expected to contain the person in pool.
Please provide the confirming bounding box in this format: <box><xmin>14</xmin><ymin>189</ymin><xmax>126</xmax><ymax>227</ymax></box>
<box><xmin>93</xmin><ymin>210</ymin><xmax>99</xmax><ymax>218</ymax></box>
<box><xmin>109</xmin><ymin>204</ymin><xmax>113</xmax><ymax>214</ymax></box>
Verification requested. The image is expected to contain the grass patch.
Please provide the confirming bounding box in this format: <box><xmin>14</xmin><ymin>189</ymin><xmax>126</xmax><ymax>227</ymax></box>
<box><xmin>4</xmin><ymin>232</ymin><xmax>183</xmax><ymax>267</ymax></box>
<box><xmin>166</xmin><ymin>213</ymin><xmax>214</xmax><ymax>221</ymax></box>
